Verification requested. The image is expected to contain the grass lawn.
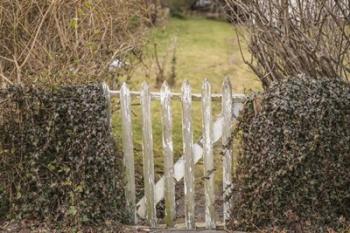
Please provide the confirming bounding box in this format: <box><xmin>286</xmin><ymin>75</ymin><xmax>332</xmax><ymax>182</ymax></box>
<box><xmin>112</xmin><ymin>17</ymin><xmax>261</xmax><ymax>198</ymax></box>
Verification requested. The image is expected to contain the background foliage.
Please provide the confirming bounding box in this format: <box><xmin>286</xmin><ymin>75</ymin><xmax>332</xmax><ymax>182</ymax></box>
<box><xmin>230</xmin><ymin>76</ymin><xmax>350</xmax><ymax>232</ymax></box>
<box><xmin>161</xmin><ymin>0</ymin><xmax>197</xmax><ymax>16</ymax></box>
<box><xmin>226</xmin><ymin>0</ymin><xmax>350</xmax><ymax>88</ymax></box>
<box><xmin>0</xmin><ymin>0</ymin><xmax>153</xmax><ymax>86</ymax></box>
<box><xmin>0</xmin><ymin>85</ymin><xmax>126</xmax><ymax>231</ymax></box>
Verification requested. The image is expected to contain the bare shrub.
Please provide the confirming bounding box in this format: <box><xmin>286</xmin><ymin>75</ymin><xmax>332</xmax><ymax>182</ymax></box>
<box><xmin>225</xmin><ymin>0</ymin><xmax>350</xmax><ymax>88</ymax></box>
<box><xmin>153</xmin><ymin>37</ymin><xmax>177</xmax><ymax>88</ymax></box>
<box><xmin>0</xmin><ymin>0</ymin><xmax>152</xmax><ymax>86</ymax></box>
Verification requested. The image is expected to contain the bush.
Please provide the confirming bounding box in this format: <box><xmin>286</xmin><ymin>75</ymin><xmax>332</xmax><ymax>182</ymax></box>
<box><xmin>0</xmin><ymin>0</ymin><xmax>151</xmax><ymax>85</ymax></box>
<box><xmin>162</xmin><ymin>0</ymin><xmax>197</xmax><ymax>17</ymax></box>
<box><xmin>0</xmin><ymin>85</ymin><xmax>126</xmax><ymax>230</ymax></box>
<box><xmin>229</xmin><ymin>77</ymin><xmax>350</xmax><ymax>232</ymax></box>
<box><xmin>0</xmin><ymin>185</ymin><xmax>9</xmax><ymax>221</ymax></box>
<box><xmin>226</xmin><ymin>0</ymin><xmax>350</xmax><ymax>88</ymax></box>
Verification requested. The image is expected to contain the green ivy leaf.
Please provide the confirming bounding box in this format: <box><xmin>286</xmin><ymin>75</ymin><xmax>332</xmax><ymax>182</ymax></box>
<box><xmin>68</xmin><ymin>206</ymin><xmax>77</xmax><ymax>216</ymax></box>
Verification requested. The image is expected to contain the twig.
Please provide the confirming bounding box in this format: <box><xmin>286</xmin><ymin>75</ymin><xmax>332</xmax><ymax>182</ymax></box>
<box><xmin>0</xmin><ymin>73</ymin><xmax>13</xmax><ymax>85</ymax></box>
<box><xmin>19</xmin><ymin>0</ymin><xmax>56</xmax><ymax>70</ymax></box>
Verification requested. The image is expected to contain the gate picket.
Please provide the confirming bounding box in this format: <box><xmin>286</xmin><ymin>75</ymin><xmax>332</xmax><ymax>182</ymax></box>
<box><xmin>140</xmin><ymin>82</ymin><xmax>157</xmax><ymax>227</ymax></box>
<box><xmin>120</xmin><ymin>83</ymin><xmax>137</xmax><ymax>223</ymax></box>
<box><xmin>160</xmin><ymin>82</ymin><xmax>176</xmax><ymax>227</ymax></box>
<box><xmin>202</xmin><ymin>79</ymin><xmax>216</xmax><ymax>229</ymax></box>
<box><xmin>181</xmin><ymin>81</ymin><xmax>195</xmax><ymax>230</ymax></box>
<box><xmin>113</xmin><ymin>80</ymin><xmax>245</xmax><ymax>230</ymax></box>
<box><xmin>222</xmin><ymin>78</ymin><xmax>233</xmax><ymax>225</ymax></box>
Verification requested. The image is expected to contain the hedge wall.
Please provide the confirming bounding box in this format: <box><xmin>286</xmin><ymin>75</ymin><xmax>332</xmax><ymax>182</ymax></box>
<box><xmin>229</xmin><ymin>77</ymin><xmax>350</xmax><ymax>232</ymax></box>
<box><xmin>0</xmin><ymin>85</ymin><xmax>126</xmax><ymax>230</ymax></box>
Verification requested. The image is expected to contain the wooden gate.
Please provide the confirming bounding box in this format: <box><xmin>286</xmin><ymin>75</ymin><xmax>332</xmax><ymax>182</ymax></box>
<box><xmin>105</xmin><ymin>78</ymin><xmax>245</xmax><ymax>230</ymax></box>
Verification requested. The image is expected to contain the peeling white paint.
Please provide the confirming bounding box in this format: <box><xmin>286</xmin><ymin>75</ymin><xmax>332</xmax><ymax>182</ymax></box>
<box><xmin>114</xmin><ymin>81</ymin><xmax>245</xmax><ymax>227</ymax></box>
<box><xmin>120</xmin><ymin>83</ymin><xmax>137</xmax><ymax>224</ymax></box>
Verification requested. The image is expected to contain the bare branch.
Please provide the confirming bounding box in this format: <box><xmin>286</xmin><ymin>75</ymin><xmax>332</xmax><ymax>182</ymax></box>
<box><xmin>226</xmin><ymin>0</ymin><xmax>350</xmax><ymax>88</ymax></box>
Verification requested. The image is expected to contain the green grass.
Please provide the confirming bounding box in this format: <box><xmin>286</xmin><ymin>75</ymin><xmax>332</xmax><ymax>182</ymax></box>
<box><xmin>127</xmin><ymin>17</ymin><xmax>260</xmax><ymax>92</ymax></box>
<box><xmin>112</xmin><ymin>17</ymin><xmax>261</xmax><ymax>182</ymax></box>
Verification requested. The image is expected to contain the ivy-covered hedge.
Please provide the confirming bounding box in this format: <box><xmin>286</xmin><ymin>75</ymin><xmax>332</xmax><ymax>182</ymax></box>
<box><xmin>0</xmin><ymin>85</ymin><xmax>126</xmax><ymax>230</ymax></box>
<box><xmin>229</xmin><ymin>77</ymin><xmax>350</xmax><ymax>232</ymax></box>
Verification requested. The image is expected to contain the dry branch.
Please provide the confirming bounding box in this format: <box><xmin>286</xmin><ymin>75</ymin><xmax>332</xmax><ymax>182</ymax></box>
<box><xmin>225</xmin><ymin>0</ymin><xmax>350</xmax><ymax>88</ymax></box>
<box><xmin>0</xmin><ymin>0</ymin><xmax>153</xmax><ymax>85</ymax></box>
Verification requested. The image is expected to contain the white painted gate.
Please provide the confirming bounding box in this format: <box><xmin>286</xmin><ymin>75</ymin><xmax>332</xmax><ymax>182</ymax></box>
<box><xmin>105</xmin><ymin>79</ymin><xmax>245</xmax><ymax>230</ymax></box>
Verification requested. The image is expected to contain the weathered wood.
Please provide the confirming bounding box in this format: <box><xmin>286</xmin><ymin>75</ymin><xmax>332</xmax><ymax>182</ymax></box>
<box><xmin>201</xmin><ymin>79</ymin><xmax>216</xmax><ymax>229</ymax></box>
<box><xmin>126</xmin><ymin>222</ymin><xmax>234</xmax><ymax>233</ymax></box>
<box><xmin>135</xmin><ymin>91</ymin><xmax>245</xmax><ymax>222</ymax></box>
<box><xmin>151</xmin><ymin>230</ymin><xmax>229</xmax><ymax>233</ymax></box>
<box><xmin>160</xmin><ymin>82</ymin><xmax>176</xmax><ymax>227</ymax></box>
<box><xmin>181</xmin><ymin>81</ymin><xmax>195</xmax><ymax>230</ymax></box>
<box><xmin>135</xmin><ymin>114</ymin><xmax>239</xmax><ymax>220</ymax></box>
<box><xmin>140</xmin><ymin>82</ymin><xmax>157</xmax><ymax>227</ymax></box>
<box><xmin>120</xmin><ymin>83</ymin><xmax>137</xmax><ymax>224</ymax></box>
<box><xmin>222</xmin><ymin>78</ymin><xmax>233</xmax><ymax>226</ymax></box>
<box><xmin>110</xmin><ymin>90</ymin><xmax>246</xmax><ymax>103</ymax></box>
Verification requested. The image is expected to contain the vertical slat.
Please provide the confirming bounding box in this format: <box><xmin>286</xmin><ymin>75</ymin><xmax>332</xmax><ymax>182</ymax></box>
<box><xmin>222</xmin><ymin>78</ymin><xmax>233</xmax><ymax>226</ymax></box>
<box><xmin>201</xmin><ymin>79</ymin><xmax>216</xmax><ymax>229</ymax></box>
<box><xmin>140</xmin><ymin>82</ymin><xmax>157</xmax><ymax>227</ymax></box>
<box><xmin>181</xmin><ymin>81</ymin><xmax>195</xmax><ymax>230</ymax></box>
<box><xmin>120</xmin><ymin>83</ymin><xmax>136</xmax><ymax>224</ymax></box>
<box><xmin>160</xmin><ymin>81</ymin><xmax>176</xmax><ymax>227</ymax></box>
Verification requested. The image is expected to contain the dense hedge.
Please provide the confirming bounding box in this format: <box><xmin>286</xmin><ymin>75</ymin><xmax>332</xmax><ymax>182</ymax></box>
<box><xmin>0</xmin><ymin>85</ymin><xmax>126</xmax><ymax>230</ymax></box>
<box><xmin>229</xmin><ymin>77</ymin><xmax>350</xmax><ymax>232</ymax></box>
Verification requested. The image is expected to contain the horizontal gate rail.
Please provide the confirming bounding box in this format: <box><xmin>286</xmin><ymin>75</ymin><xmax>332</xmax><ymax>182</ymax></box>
<box><xmin>110</xmin><ymin>90</ymin><xmax>246</xmax><ymax>102</ymax></box>
<box><xmin>110</xmin><ymin>79</ymin><xmax>245</xmax><ymax>230</ymax></box>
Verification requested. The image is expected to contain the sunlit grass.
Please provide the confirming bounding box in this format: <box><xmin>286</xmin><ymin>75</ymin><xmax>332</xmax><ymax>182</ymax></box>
<box><xmin>112</xmin><ymin>17</ymin><xmax>261</xmax><ymax>184</ymax></box>
<box><xmin>127</xmin><ymin>17</ymin><xmax>260</xmax><ymax>93</ymax></box>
